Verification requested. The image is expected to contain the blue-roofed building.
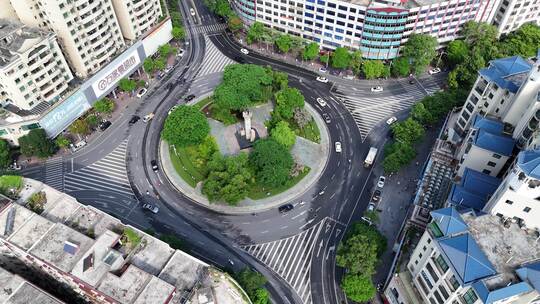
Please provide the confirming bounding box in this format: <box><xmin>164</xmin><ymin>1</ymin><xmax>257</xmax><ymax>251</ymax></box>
<box><xmin>402</xmin><ymin>207</ymin><xmax>540</xmax><ymax>304</ymax></box>
<box><xmin>484</xmin><ymin>149</ymin><xmax>540</xmax><ymax>231</ymax></box>
<box><xmin>456</xmin><ymin>115</ymin><xmax>515</xmax><ymax>178</ymax></box>
<box><xmin>449</xmin><ymin>169</ymin><xmax>501</xmax><ymax>210</ymax></box>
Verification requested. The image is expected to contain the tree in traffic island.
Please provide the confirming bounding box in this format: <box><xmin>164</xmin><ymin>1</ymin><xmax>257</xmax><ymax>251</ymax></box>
<box><xmin>162</xmin><ymin>105</ymin><xmax>210</xmax><ymax>147</ymax></box>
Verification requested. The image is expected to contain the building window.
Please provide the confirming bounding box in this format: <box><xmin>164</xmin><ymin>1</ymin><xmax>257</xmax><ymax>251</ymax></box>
<box><xmin>524</xmin><ymin>207</ymin><xmax>531</xmax><ymax>212</ymax></box>
<box><xmin>448</xmin><ymin>275</ymin><xmax>460</xmax><ymax>291</ymax></box>
<box><xmin>487</xmin><ymin>161</ymin><xmax>496</xmax><ymax>167</ymax></box>
<box><xmin>505</xmin><ymin>200</ymin><xmax>514</xmax><ymax>205</ymax></box>
<box><xmin>439</xmin><ymin>285</ymin><xmax>449</xmax><ymax>300</ymax></box>
<box><xmin>434</xmin><ymin>255</ymin><xmax>449</xmax><ymax>273</ymax></box>
<box><xmin>492</xmin><ymin>153</ymin><xmax>502</xmax><ymax>159</ymax></box>
<box><xmin>426</xmin><ymin>263</ymin><xmax>439</xmax><ymax>283</ymax></box>
<box><xmin>462</xmin><ymin>288</ymin><xmax>478</xmax><ymax>304</ymax></box>
<box><xmin>423</xmin><ymin>246</ymin><xmax>427</xmax><ymax>251</ymax></box>
<box><xmin>482</xmin><ymin>169</ymin><xmax>492</xmax><ymax>175</ymax></box>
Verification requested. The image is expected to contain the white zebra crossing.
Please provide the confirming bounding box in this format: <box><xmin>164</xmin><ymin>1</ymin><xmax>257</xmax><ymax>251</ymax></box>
<box><xmin>195</xmin><ymin>35</ymin><xmax>236</xmax><ymax>79</ymax></box>
<box><xmin>191</xmin><ymin>23</ymin><xmax>226</xmax><ymax>34</ymax></box>
<box><xmin>334</xmin><ymin>78</ymin><xmax>443</xmax><ymax>139</ymax></box>
<box><xmin>242</xmin><ymin>219</ymin><xmax>327</xmax><ymax>304</ymax></box>
<box><xmin>64</xmin><ymin>140</ymin><xmax>134</xmax><ymax>197</ymax></box>
<box><xmin>44</xmin><ymin>156</ymin><xmax>64</xmax><ymax>191</ymax></box>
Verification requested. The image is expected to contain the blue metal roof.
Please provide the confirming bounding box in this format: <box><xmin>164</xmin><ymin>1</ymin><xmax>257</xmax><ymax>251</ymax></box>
<box><xmin>517</xmin><ymin>149</ymin><xmax>540</xmax><ymax>180</ymax></box>
<box><xmin>438</xmin><ymin>233</ymin><xmax>496</xmax><ymax>284</ymax></box>
<box><xmin>479</xmin><ymin>56</ymin><xmax>531</xmax><ymax>93</ymax></box>
<box><xmin>472</xmin><ymin>115</ymin><xmax>504</xmax><ymax>134</ymax></box>
<box><xmin>450</xmin><ymin>169</ymin><xmax>501</xmax><ymax>210</ymax></box>
<box><xmin>517</xmin><ymin>262</ymin><xmax>540</xmax><ymax>292</ymax></box>
<box><xmin>473</xmin><ymin>281</ymin><xmax>533</xmax><ymax>304</ymax></box>
<box><xmin>473</xmin><ymin>129</ymin><xmax>515</xmax><ymax>156</ymax></box>
<box><xmin>431</xmin><ymin>207</ymin><xmax>468</xmax><ymax>237</ymax></box>
<box><xmin>450</xmin><ymin>184</ymin><xmax>488</xmax><ymax>210</ymax></box>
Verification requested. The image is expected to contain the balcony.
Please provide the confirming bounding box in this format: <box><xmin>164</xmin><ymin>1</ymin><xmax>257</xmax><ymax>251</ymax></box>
<box><xmin>536</xmin><ymin>109</ymin><xmax>540</xmax><ymax>121</ymax></box>
<box><xmin>529</xmin><ymin>118</ymin><xmax>539</xmax><ymax>131</ymax></box>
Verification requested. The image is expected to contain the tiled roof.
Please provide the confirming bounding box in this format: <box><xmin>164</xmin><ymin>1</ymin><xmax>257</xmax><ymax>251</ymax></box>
<box><xmin>516</xmin><ymin>149</ymin><xmax>540</xmax><ymax>180</ymax></box>
<box><xmin>430</xmin><ymin>207</ymin><xmax>468</xmax><ymax>237</ymax></box>
<box><xmin>479</xmin><ymin>56</ymin><xmax>532</xmax><ymax>93</ymax></box>
<box><xmin>449</xmin><ymin>169</ymin><xmax>501</xmax><ymax>210</ymax></box>
<box><xmin>473</xmin><ymin>129</ymin><xmax>515</xmax><ymax>156</ymax></box>
<box><xmin>473</xmin><ymin>281</ymin><xmax>533</xmax><ymax>304</ymax></box>
<box><xmin>516</xmin><ymin>261</ymin><xmax>540</xmax><ymax>292</ymax></box>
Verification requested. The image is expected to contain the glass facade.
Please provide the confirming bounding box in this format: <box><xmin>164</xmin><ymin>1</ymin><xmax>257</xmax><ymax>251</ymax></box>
<box><xmin>360</xmin><ymin>8</ymin><xmax>407</xmax><ymax>59</ymax></box>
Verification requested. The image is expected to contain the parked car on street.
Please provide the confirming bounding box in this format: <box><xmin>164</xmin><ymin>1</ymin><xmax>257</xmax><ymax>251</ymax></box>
<box><xmin>185</xmin><ymin>94</ymin><xmax>195</xmax><ymax>102</ymax></box>
<box><xmin>428</xmin><ymin>68</ymin><xmax>441</xmax><ymax>75</ymax></box>
<box><xmin>316</xmin><ymin>76</ymin><xmax>329</xmax><ymax>83</ymax></box>
<box><xmin>316</xmin><ymin>97</ymin><xmax>327</xmax><ymax>107</ymax></box>
<box><xmin>142</xmin><ymin>203</ymin><xmax>159</xmax><ymax>214</ymax></box>
<box><xmin>136</xmin><ymin>88</ymin><xmax>147</xmax><ymax>98</ymax></box>
<box><xmin>367</xmin><ymin>203</ymin><xmax>376</xmax><ymax>212</ymax></box>
<box><xmin>99</xmin><ymin>120</ymin><xmax>111</xmax><ymax>131</ymax></box>
<box><xmin>190</xmin><ymin>8</ymin><xmax>196</xmax><ymax>16</ymax></box>
<box><xmin>129</xmin><ymin>115</ymin><xmax>140</xmax><ymax>125</ymax></box>
<box><xmin>377</xmin><ymin>176</ymin><xmax>386</xmax><ymax>188</ymax></box>
<box><xmin>319</xmin><ymin>67</ymin><xmax>327</xmax><ymax>73</ymax></box>
<box><xmin>240</xmin><ymin>48</ymin><xmax>249</xmax><ymax>55</ymax></box>
<box><xmin>372</xmin><ymin>189</ymin><xmax>381</xmax><ymax>202</ymax></box>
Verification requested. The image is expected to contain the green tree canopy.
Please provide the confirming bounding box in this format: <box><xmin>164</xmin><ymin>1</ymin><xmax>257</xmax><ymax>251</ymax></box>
<box><xmin>252</xmin><ymin>288</ymin><xmax>270</xmax><ymax>304</ymax></box>
<box><xmin>93</xmin><ymin>98</ymin><xmax>114</xmax><ymax>114</ymax></box>
<box><xmin>275</xmin><ymin>34</ymin><xmax>292</xmax><ymax>53</ymax></box>
<box><xmin>461</xmin><ymin>21</ymin><xmax>500</xmax><ymax>62</ymax></box>
<box><xmin>274</xmin><ymin>87</ymin><xmax>305</xmax><ymax>119</ymax></box>
<box><xmin>320</xmin><ymin>54</ymin><xmax>329</xmax><ymax>65</ymax></box>
<box><xmin>271</xmin><ymin>121</ymin><xmax>296</xmax><ymax>149</ymax></box>
<box><xmin>391</xmin><ymin>57</ymin><xmax>411</xmax><ymax>77</ymax></box>
<box><xmin>383</xmin><ymin>141</ymin><xmax>416</xmax><ymax>173</ymax></box>
<box><xmin>331</xmin><ymin>47</ymin><xmax>351</xmax><ymax>69</ymax></box>
<box><xmin>19</xmin><ymin>129</ymin><xmax>56</xmax><ymax>158</ymax></box>
<box><xmin>227</xmin><ymin>15</ymin><xmax>243</xmax><ymax>33</ymax></box>
<box><xmin>250</xmin><ymin>139</ymin><xmax>294</xmax><ymax>187</ymax></box>
<box><xmin>202</xmin><ymin>152</ymin><xmax>252</xmax><ymax>204</ymax></box>
<box><xmin>162</xmin><ymin>105</ymin><xmax>210</xmax><ymax>147</ymax></box>
<box><xmin>154</xmin><ymin>58</ymin><xmax>166</xmax><ymax>71</ymax></box>
<box><xmin>0</xmin><ymin>139</ymin><xmax>10</xmax><ymax>168</ymax></box>
<box><xmin>214</xmin><ymin>64</ymin><xmax>273</xmax><ymax>111</ymax></box>
<box><xmin>391</xmin><ymin>117</ymin><xmax>425</xmax><ymax>144</ymax></box>
<box><xmin>341</xmin><ymin>274</ymin><xmax>376</xmax><ymax>303</ymax></box>
<box><xmin>55</xmin><ymin>135</ymin><xmax>71</xmax><ymax>149</ymax></box>
<box><xmin>349</xmin><ymin>50</ymin><xmax>363</xmax><ymax>75</ymax></box>
<box><xmin>401</xmin><ymin>34</ymin><xmax>437</xmax><ymax>75</ymax></box>
<box><xmin>214</xmin><ymin>0</ymin><xmax>233</xmax><ymax>17</ymax></box>
<box><xmin>158</xmin><ymin>44</ymin><xmax>175</xmax><ymax>58</ymax></box>
<box><xmin>171</xmin><ymin>26</ymin><xmax>185</xmax><ymax>40</ymax></box>
<box><xmin>411</xmin><ymin>102</ymin><xmax>435</xmax><ymax>125</ymax></box>
<box><xmin>247</xmin><ymin>22</ymin><xmax>265</xmax><ymax>44</ymax></box>
<box><xmin>302</xmin><ymin>42</ymin><xmax>319</xmax><ymax>61</ymax></box>
<box><xmin>69</xmin><ymin>119</ymin><xmax>90</xmax><ymax>135</ymax></box>
<box><xmin>143</xmin><ymin>58</ymin><xmax>155</xmax><ymax>74</ymax></box>
<box><xmin>234</xmin><ymin>268</ymin><xmax>269</xmax><ymax>304</ymax></box>
<box><xmin>500</xmin><ymin>23</ymin><xmax>540</xmax><ymax>58</ymax></box>
<box><xmin>293</xmin><ymin>107</ymin><xmax>311</xmax><ymax>129</ymax></box>
<box><xmin>362</xmin><ymin>60</ymin><xmax>386</xmax><ymax>79</ymax></box>
<box><xmin>271</xmin><ymin>70</ymin><xmax>288</xmax><ymax>91</ymax></box>
<box><xmin>447</xmin><ymin>40</ymin><xmax>469</xmax><ymax>66</ymax></box>
<box><xmin>118</xmin><ymin>78</ymin><xmax>137</xmax><ymax>92</ymax></box>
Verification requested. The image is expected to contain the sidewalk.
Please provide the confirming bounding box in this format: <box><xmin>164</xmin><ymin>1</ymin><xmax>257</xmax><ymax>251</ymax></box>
<box><xmin>159</xmin><ymin>97</ymin><xmax>330</xmax><ymax>214</ymax></box>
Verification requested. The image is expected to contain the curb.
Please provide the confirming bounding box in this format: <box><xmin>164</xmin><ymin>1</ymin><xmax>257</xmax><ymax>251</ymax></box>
<box><xmin>159</xmin><ymin>101</ymin><xmax>330</xmax><ymax>214</ymax></box>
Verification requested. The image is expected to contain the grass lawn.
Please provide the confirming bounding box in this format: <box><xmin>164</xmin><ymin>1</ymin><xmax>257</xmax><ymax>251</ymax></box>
<box><xmin>193</xmin><ymin>95</ymin><xmax>213</xmax><ymax>110</ymax></box>
<box><xmin>168</xmin><ymin>145</ymin><xmax>205</xmax><ymax>187</ymax></box>
<box><xmin>248</xmin><ymin>166</ymin><xmax>310</xmax><ymax>200</ymax></box>
<box><xmin>0</xmin><ymin>175</ymin><xmax>22</xmax><ymax>194</ymax></box>
<box><xmin>293</xmin><ymin>119</ymin><xmax>321</xmax><ymax>143</ymax></box>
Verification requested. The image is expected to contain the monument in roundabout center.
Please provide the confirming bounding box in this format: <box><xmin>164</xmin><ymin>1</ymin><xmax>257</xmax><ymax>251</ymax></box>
<box><xmin>236</xmin><ymin>110</ymin><xmax>260</xmax><ymax>150</ymax></box>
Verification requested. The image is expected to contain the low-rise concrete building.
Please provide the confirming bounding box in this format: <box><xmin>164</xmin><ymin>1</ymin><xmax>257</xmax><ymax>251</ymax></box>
<box><xmin>0</xmin><ymin>178</ymin><xmax>248</xmax><ymax>304</ymax></box>
<box><xmin>0</xmin><ymin>266</ymin><xmax>65</xmax><ymax>304</ymax></box>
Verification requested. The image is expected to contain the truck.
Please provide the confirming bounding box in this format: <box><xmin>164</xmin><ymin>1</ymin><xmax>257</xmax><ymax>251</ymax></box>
<box><xmin>364</xmin><ymin>147</ymin><xmax>378</xmax><ymax>167</ymax></box>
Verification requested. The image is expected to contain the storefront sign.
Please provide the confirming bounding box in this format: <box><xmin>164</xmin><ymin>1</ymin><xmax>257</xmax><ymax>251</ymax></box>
<box><xmin>92</xmin><ymin>51</ymin><xmax>140</xmax><ymax>97</ymax></box>
<box><xmin>39</xmin><ymin>91</ymin><xmax>91</xmax><ymax>137</ymax></box>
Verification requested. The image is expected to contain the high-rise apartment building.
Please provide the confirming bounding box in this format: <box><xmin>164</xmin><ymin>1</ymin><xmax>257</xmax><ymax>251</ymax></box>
<box><xmin>8</xmin><ymin>0</ymin><xmax>126</xmax><ymax>78</ymax></box>
<box><xmin>0</xmin><ymin>19</ymin><xmax>73</xmax><ymax>111</ymax></box>
<box><xmin>231</xmin><ymin>0</ymin><xmax>500</xmax><ymax>59</ymax></box>
<box><xmin>111</xmin><ymin>0</ymin><xmax>163</xmax><ymax>41</ymax></box>
<box><xmin>491</xmin><ymin>0</ymin><xmax>540</xmax><ymax>35</ymax></box>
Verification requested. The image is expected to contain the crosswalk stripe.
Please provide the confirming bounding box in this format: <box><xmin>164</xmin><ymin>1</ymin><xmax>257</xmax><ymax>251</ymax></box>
<box><xmin>64</xmin><ymin>139</ymin><xmax>133</xmax><ymax>197</ymax></box>
<box><xmin>196</xmin><ymin>35</ymin><xmax>235</xmax><ymax>79</ymax></box>
<box><xmin>44</xmin><ymin>156</ymin><xmax>64</xmax><ymax>191</ymax></box>
<box><xmin>192</xmin><ymin>23</ymin><xmax>227</xmax><ymax>34</ymax></box>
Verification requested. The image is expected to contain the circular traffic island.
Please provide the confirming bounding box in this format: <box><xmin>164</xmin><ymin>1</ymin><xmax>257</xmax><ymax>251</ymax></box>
<box><xmin>159</xmin><ymin>64</ymin><xmax>329</xmax><ymax>213</ymax></box>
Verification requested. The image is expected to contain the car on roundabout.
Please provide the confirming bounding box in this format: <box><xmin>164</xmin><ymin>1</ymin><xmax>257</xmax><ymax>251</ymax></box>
<box><xmin>240</xmin><ymin>48</ymin><xmax>249</xmax><ymax>55</ymax></box>
<box><xmin>278</xmin><ymin>204</ymin><xmax>294</xmax><ymax>213</ymax></box>
<box><xmin>142</xmin><ymin>203</ymin><xmax>159</xmax><ymax>214</ymax></box>
<box><xmin>371</xmin><ymin>86</ymin><xmax>383</xmax><ymax>93</ymax></box>
<box><xmin>386</xmin><ymin>116</ymin><xmax>397</xmax><ymax>125</ymax></box>
<box><xmin>316</xmin><ymin>76</ymin><xmax>329</xmax><ymax>83</ymax></box>
<box><xmin>316</xmin><ymin>97</ymin><xmax>327</xmax><ymax>107</ymax></box>
<box><xmin>322</xmin><ymin>113</ymin><xmax>331</xmax><ymax>124</ymax></box>
<box><xmin>168</xmin><ymin>105</ymin><xmax>178</xmax><ymax>115</ymax></box>
<box><xmin>143</xmin><ymin>113</ymin><xmax>154</xmax><ymax>123</ymax></box>
<box><xmin>335</xmin><ymin>142</ymin><xmax>342</xmax><ymax>153</ymax></box>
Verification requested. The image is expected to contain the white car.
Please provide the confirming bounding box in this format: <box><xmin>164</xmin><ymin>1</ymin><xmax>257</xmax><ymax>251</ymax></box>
<box><xmin>316</xmin><ymin>97</ymin><xmax>327</xmax><ymax>107</ymax></box>
<box><xmin>367</xmin><ymin>203</ymin><xmax>376</xmax><ymax>212</ymax></box>
<box><xmin>177</xmin><ymin>48</ymin><xmax>185</xmax><ymax>57</ymax></box>
<box><xmin>240</xmin><ymin>48</ymin><xmax>249</xmax><ymax>55</ymax></box>
<box><xmin>377</xmin><ymin>176</ymin><xmax>386</xmax><ymax>188</ymax></box>
<box><xmin>136</xmin><ymin>88</ymin><xmax>147</xmax><ymax>98</ymax></box>
<box><xmin>190</xmin><ymin>8</ymin><xmax>195</xmax><ymax>16</ymax></box>
<box><xmin>143</xmin><ymin>113</ymin><xmax>154</xmax><ymax>123</ymax></box>
<box><xmin>168</xmin><ymin>105</ymin><xmax>178</xmax><ymax>115</ymax></box>
<box><xmin>371</xmin><ymin>86</ymin><xmax>383</xmax><ymax>92</ymax></box>
<box><xmin>319</xmin><ymin>67</ymin><xmax>327</xmax><ymax>73</ymax></box>
<box><xmin>316</xmin><ymin>76</ymin><xmax>329</xmax><ymax>83</ymax></box>
<box><xmin>386</xmin><ymin>116</ymin><xmax>397</xmax><ymax>125</ymax></box>
<box><xmin>142</xmin><ymin>203</ymin><xmax>159</xmax><ymax>214</ymax></box>
<box><xmin>335</xmin><ymin>142</ymin><xmax>342</xmax><ymax>153</ymax></box>
<box><xmin>428</xmin><ymin>68</ymin><xmax>441</xmax><ymax>75</ymax></box>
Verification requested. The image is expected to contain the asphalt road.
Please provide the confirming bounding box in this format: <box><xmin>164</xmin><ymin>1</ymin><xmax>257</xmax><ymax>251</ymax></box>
<box><xmin>19</xmin><ymin>1</ymin><xmax>446</xmax><ymax>303</ymax></box>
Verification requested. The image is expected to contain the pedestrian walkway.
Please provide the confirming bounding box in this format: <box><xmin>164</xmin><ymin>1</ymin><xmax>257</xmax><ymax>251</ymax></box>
<box><xmin>195</xmin><ymin>35</ymin><xmax>235</xmax><ymax>79</ymax></box>
<box><xmin>242</xmin><ymin>219</ymin><xmax>326</xmax><ymax>304</ymax></box>
<box><xmin>192</xmin><ymin>23</ymin><xmax>226</xmax><ymax>35</ymax></box>
<box><xmin>44</xmin><ymin>156</ymin><xmax>64</xmax><ymax>191</ymax></box>
<box><xmin>333</xmin><ymin>78</ymin><xmax>443</xmax><ymax>139</ymax></box>
<box><xmin>64</xmin><ymin>139</ymin><xmax>134</xmax><ymax>197</ymax></box>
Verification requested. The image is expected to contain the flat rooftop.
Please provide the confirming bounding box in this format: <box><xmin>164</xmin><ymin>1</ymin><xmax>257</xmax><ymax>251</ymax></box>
<box><xmin>0</xmin><ymin>19</ymin><xmax>50</xmax><ymax>67</ymax></box>
<box><xmin>462</xmin><ymin>211</ymin><xmax>540</xmax><ymax>285</ymax></box>
<box><xmin>97</xmin><ymin>265</ymin><xmax>153</xmax><ymax>303</ymax></box>
<box><xmin>159</xmin><ymin>251</ymin><xmax>207</xmax><ymax>292</ymax></box>
<box><xmin>0</xmin><ymin>267</ymin><xmax>63</xmax><ymax>304</ymax></box>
